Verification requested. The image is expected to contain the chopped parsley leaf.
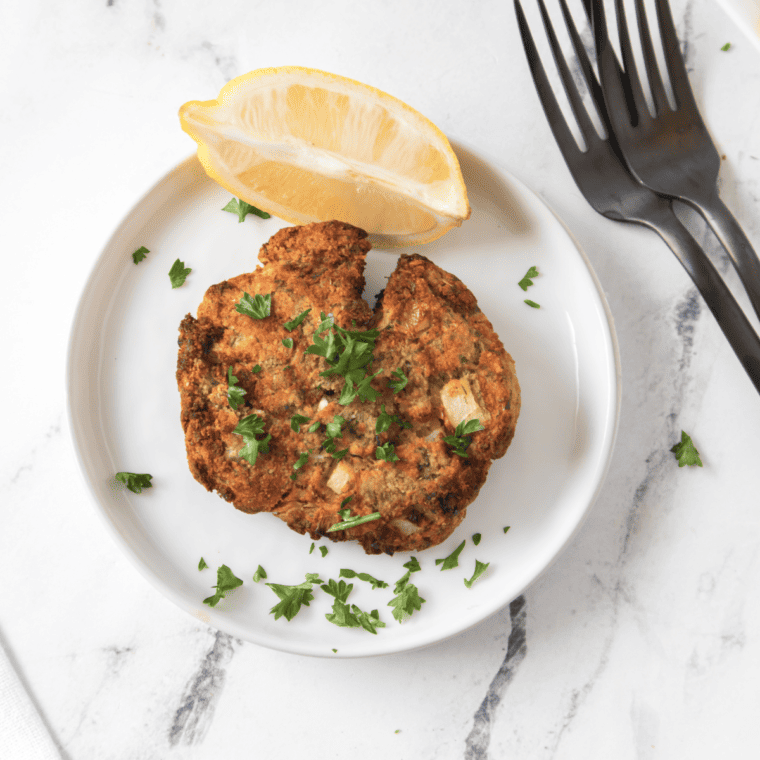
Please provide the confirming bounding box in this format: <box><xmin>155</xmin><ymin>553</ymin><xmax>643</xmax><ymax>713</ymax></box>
<box><xmin>472</xmin><ymin>533</ymin><xmax>482</xmax><ymax>546</ymax></box>
<box><xmin>340</xmin><ymin>370</ymin><xmax>382</xmax><ymax>405</ymax></box>
<box><xmin>375</xmin><ymin>404</ymin><xmax>410</xmax><ymax>434</ymax></box>
<box><xmin>721</xmin><ymin>42</ymin><xmax>731</xmax><ymax>51</ymax></box>
<box><xmin>319</xmin><ymin>546</ymin><xmax>329</xmax><ymax>557</ymax></box>
<box><xmin>266</xmin><ymin>573</ymin><xmax>323</xmax><ymax>621</ymax></box>
<box><xmin>321</xmin><ymin>579</ymin><xmax>353</xmax><ymax>603</ymax></box>
<box><xmin>227</xmin><ymin>366</ymin><xmax>246</xmax><ymax>410</ymax></box>
<box><xmin>291</xmin><ymin>449</ymin><xmax>311</xmax><ymax>478</ymax></box>
<box><xmin>443</xmin><ymin>418</ymin><xmax>484</xmax><ymax>458</ymax></box>
<box><xmin>308</xmin><ymin>421</ymin><xmax>321</xmax><ymax>433</ymax></box>
<box><xmin>222</xmin><ymin>197</ymin><xmax>271</xmax><ymax>222</ymax></box>
<box><xmin>403</xmin><ymin>556</ymin><xmax>421</xmax><ymax>573</ymax></box>
<box><xmin>389</xmin><ymin>368</ymin><xmax>408</xmax><ymax>393</ymax></box>
<box><xmin>198</xmin><ymin>557</ymin><xmax>208</xmax><ymax>571</ymax></box>
<box><xmin>351</xmin><ymin>606</ymin><xmax>386</xmax><ymax>634</ymax></box>
<box><xmin>235</xmin><ymin>292</ymin><xmax>271</xmax><ymax>320</ymax></box>
<box><xmin>435</xmin><ymin>539</ymin><xmax>466</xmax><ymax>570</ymax></box>
<box><xmin>290</xmin><ymin>414</ymin><xmax>311</xmax><ymax>432</ymax></box>
<box><xmin>327</xmin><ymin>509</ymin><xmax>382</xmax><ymax>532</ymax></box>
<box><xmin>233</xmin><ymin>413</ymin><xmax>271</xmax><ymax>466</ymax></box>
<box><xmin>326</xmin><ymin>600</ymin><xmax>384</xmax><ymax>633</ymax></box>
<box><xmin>203</xmin><ymin>564</ymin><xmax>244</xmax><ymax>607</ymax></box>
<box><xmin>670</xmin><ymin>431</ymin><xmax>703</xmax><ymax>467</ymax></box>
<box><xmin>388</xmin><ymin>571</ymin><xmax>425</xmax><ymax>622</ymax></box>
<box><xmin>464</xmin><ymin>560</ymin><xmax>490</xmax><ymax>589</ymax></box>
<box><xmin>115</xmin><ymin>472</ymin><xmax>153</xmax><ymax>493</ymax></box>
<box><xmin>282</xmin><ymin>337</ymin><xmax>294</xmax><ymax>349</ymax></box>
<box><xmin>503</xmin><ymin>526</ymin><xmax>511</xmax><ymax>534</ymax></box>
<box><xmin>339</xmin><ymin>568</ymin><xmax>389</xmax><ymax>589</ymax></box>
<box><xmin>323</xmin><ymin>415</ymin><xmax>346</xmax><ymax>456</ymax></box>
<box><xmin>518</xmin><ymin>265</ymin><xmax>539</xmax><ymax>291</ymax></box>
<box><xmin>376</xmin><ymin>441</ymin><xmax>400</xmax><ymax>462</ymax></box>
<box><xmin>309</xmin><ymin>542</ymin><xmax>315</xmax><ymax>554</ymax></box>
<box><xmin>168</xmin><ymin>258</ymin><xmax>191</xmax><ymax>288</ymax></box>
<box><xmin>131</xmin><ymin>245</ymin><xmax>149</xmax><ymax>264</ymax></box>
<box><xmin>284</xmin><ymin>308</ymin><xmax>312</xmax><ymax>332</ymax></box>
<box><xmin>325</xmin><ymin>416</ymin><xmax>344</xmax><ymax>439</ymax></box>
<box><xmin>306</xmin><ymin>313</ymin><xmax>381</xmax><ymax>405</ymax></box>
<box><xmin>322</xmin><ymin>580</ymin><xmax>385</xmax><ymax>633</ymax></box>
<box><xmin>253</xmin><ymin>565</ymin><xmax>267</xmax><ymax>582</ymax></box>
<box><xmin>340</xmin><ymin>496</ymin><xmax>353</xmax><ymax>508</ymax></box>
<box><xmin>524</xmin><ymin>299</ymin><xmax>541</xmax><ymax>309</ymax></box>
<box><xmin>252</xmin><ymin>364</ymin><xmax>262</xmax><ymax>374</ymax></box>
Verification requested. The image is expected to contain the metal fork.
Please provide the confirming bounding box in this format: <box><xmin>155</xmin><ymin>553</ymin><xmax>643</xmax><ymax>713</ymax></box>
<box><xmin>593</xmin><ymin>0</ymin><xmax>760</xmax><ymax>322</ymax></box>
<box><xmin>514</xmin><ymin>0</ymin><xmax>760</xmax><ymax>395</ymax></box>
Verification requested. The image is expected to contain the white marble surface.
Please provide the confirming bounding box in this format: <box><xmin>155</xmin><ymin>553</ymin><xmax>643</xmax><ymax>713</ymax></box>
<box><xmin>2</xmin><ymin>0</ymin><xmax>760</xmax><ymax>757</ymax></box>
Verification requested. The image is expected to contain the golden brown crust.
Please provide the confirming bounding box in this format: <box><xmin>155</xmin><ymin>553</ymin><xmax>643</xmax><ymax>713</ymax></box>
<box><xmin>176</xmin><ymin>220</ymin><xmax>520</xmax><ymax>555</ymax></box>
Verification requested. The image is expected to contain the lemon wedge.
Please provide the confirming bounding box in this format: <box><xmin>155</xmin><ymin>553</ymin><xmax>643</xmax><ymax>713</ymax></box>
<box><xmin>179</xmin><ymin>66</ymin><xmax>470</xmax><ymax>247</ymax></box>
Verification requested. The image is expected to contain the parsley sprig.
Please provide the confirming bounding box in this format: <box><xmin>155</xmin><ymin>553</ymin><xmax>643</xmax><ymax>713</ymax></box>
<box><xmin>290</xmin><ymin>414</ymin><xmax>310</xmax><ymax>432</ymax></box>
<box><xmin>518</xmin><ymin>265</ymin><xmax>539</xmax><ymax>291</ymax></box>
<box><xmin>388</xmin><ymin>565</ymin><xmax>426</xmax><ymax>622</ymax></box>
<box><xmin>222</xmin><ymin>197</ymin><xmax>271</xmax><ymax>222</ymax></box>
<box><xmin>464</xmin><ymin>560</ymin><xmax>490</xmax><ymax>589</ymax></box>
<box><xmin>306</xmin><ymin>313</ymin><xmax>381</xmax><ymax>405</ymax></box>
<box><xmin>670</xmin><ymin>430</ymin><xmax>703</xmax><ymax>467</ymax></box>
<box><xmin>435</xmin><ymin>539</ymin><xmax>466</xmax><ymax>570</ymax></box>
<box><xmin>321</xmin><ymin>415</ymin><xmax>349</xmax><ymax>459</ymax></box>
<box><xmin>389</xmin><ymin>368</ymin><xmax>408</xmax><ymax>393</ymax></box>
<box><xmin>339</xmin><ymin>568</ymin><xmax>389</xmax><ymax>590</ymax></box>
<box><xmin>235</xmin><ymin>292</ymin><xmax>271</xmax><ymax>320</ymax></box>
<box><xmin>227</xmin><ymin>366</ymin><xmax>246</xmax><ymax>410</ymax></box>
<box><xmin>233</xmin><ymin>414</ymin><xmax>271</xmax><ymax>466</ymax></box>
<box><xmin>375</xmin><ymin>404</ymin><xmax>411</xmax><ymax>434</ymax></box>
<box><xmin>131</xmin><ymin>246</ymin><xmax>149</xmax><ymax>264</ymax></box>
<box><xmin>284</xmin><ymin>308</ymin><xmax>311</xmax><ymax>332</ymax></box>
<box><xmin>203</xmin><ymin>564</ymin><xmax>244</xmax><ymax>607</ymax></box>
<box><xmin>266</xmin><ymin>573</ymin><xmax>323</xmax><ymax>621</ymax></box>
<box><xmin>443</xmin><ymin>418</ymin><xmax>484</xmax><ymax>458</ymax></box>
<box><xmin>375</xmin><ymin>442</ymin><xmax>400</xmax><ymax>462</ymax></box>
<box><xmin>115</xmin><ymin>472</ymin><xmax>153</xmax><ymax>493</ymax></box>
<box><xmin>322</xmin><ymin>579</ymin><xmax>386</xmax><ymax>633</ymax></box>
<box><xmin>168</xmin><ymin>258</ymin><xmax>191</xmax><ymax>288</ymax></box>
<box><xmin>290</xmin><ymin>449</ymin><xmax>311</xmax><ymax>480</ymax></box>
<box><xmin>327</xmin><ymin>508</ymin><xmax>382</xmax><ymax>532</ymax></box>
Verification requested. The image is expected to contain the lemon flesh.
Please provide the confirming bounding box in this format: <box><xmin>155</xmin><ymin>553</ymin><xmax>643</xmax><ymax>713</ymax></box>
<box><xmin>179</xmin><ymin>67</ymin><xmax>470</xmax><ymax>247</ymax></box>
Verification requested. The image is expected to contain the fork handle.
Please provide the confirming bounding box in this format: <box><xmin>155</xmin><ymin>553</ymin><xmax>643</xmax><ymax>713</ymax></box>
<box><xmin>684</xmin><ymin>191</ymin><xmax>760</xmax><ymax>324</ymax></box>
<box><xmin>642</xmin><ymin>203</ymin><xmax>760</xmax><ymax>395</ymax></box>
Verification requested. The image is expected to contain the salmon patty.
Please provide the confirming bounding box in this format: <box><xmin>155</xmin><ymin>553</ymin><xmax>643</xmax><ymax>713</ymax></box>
<box><xmin>176</xmin><ymin>220</ymin><xmax>520</xmax><ymax>554</ymax></box>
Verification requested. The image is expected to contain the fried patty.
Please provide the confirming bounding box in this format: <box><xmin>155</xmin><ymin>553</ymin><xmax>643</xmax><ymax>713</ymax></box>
<box><xmin>176</xmin><ymin>220</ymin><xmax>520</xmax><ymax>554</ymax></box>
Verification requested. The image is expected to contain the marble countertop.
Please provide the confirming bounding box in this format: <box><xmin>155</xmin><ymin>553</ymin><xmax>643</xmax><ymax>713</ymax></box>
<box><xmin>3</xmin><ymin>0</ymin><xmax>760</xmax><ymax>757</ymax></box>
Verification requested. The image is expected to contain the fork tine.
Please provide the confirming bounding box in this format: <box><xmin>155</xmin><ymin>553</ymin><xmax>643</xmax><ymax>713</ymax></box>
<box><xmin>654</xmin><ymin>0</ymin><xmax>697</xmax><ymax>111</ymax></box>
<box><xmin>591</xmin><ymin>0</ymin><xmax>637</xmax><ymax>130</ymax></box>
<box><xmin>632</xmin><ymin>0</ymin><xmax>670</xmax><ymax>115</ymax></box>
<box><xmin>535</xmin><ymin>0</ymin><xmax>599</xmax><ymax>149</ymax></box>
<box><xmin>612</xmin><ymin>0</ymin><xmax>651</xmax><ymax>124</ymax></box>
<box><xmin>515</xmin><ymin>0</ymin><xmax>585</xmax><ymax>164</ymax></box>
<box><xmin>557</xmin><ymin>0</ymin><xmax>605</xmax><ymax>123</ymax></box>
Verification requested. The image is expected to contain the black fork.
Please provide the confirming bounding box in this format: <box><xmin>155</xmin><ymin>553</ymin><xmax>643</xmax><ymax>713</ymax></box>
<box><xmin>592</xmin><ymin>0</ymin><xmax>760</xmax><ymax>322</ymax></box>
<box><xmin>514</xmin><ymin>0</ymin><xmax>760</xmax><ymax>395</ymax></box>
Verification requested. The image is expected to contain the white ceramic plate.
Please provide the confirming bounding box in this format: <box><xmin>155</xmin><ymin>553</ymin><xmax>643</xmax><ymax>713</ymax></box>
<box><xmin>67</xmin><ymin>142</ymin><xmax>620</xmax><ymax>657</ymax></box>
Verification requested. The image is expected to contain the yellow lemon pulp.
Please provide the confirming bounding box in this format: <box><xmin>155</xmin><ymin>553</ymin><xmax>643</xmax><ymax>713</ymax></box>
<box><xmin>179</xmin><ymin>67</ymin><xmax>470</xmax><ymax>247</ymax></box>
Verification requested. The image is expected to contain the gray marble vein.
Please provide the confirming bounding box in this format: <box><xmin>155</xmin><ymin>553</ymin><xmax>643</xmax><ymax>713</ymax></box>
<box><xmin>463</xmin><ymin>595</ymin><xmax>527</xmax><ymax>760</ymax></box>
<box><xmin>3</xmin><ymin>416</ymin><xmax>62</xmax><ymax>491</ymax></box>
<box><xmin>168</xmin><ymin>631</ymin><xmax>237</xmax><ymax>747</ymax></box>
